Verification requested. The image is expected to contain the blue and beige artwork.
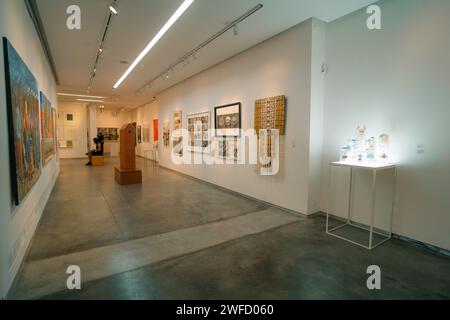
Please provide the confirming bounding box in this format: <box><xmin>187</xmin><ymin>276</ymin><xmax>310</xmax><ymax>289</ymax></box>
<box><xmin>3</xmin><ymin>38</ymin><xmax>41</xmax><ymax>204</ymax></box>
<box><xmin>40</xmin><ymin>92</ymin><xmax>55</xmax><ymax>166</ymax></box>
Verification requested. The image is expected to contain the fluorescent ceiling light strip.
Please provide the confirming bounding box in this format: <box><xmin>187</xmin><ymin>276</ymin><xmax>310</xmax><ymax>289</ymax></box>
<box><xmin>58</xmin><ymin>93</ymin><xmax>106</xmax><ymax>99</ymax></box>
<box><xmin>113</xmin><ymin>0</ymin><xmax>195</xmax><ymax>89</ymax></box>
<box><xmin>77</xmin><ymin>99</ymin><xmax>105</xmax><ymax>103</ymax></box>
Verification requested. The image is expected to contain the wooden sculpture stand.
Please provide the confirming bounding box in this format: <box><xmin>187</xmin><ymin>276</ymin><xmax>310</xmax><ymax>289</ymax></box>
<box><xmin>115</xmin><ymin>123</ymin><xmax>142</xmax><ymax>185</ymax></box>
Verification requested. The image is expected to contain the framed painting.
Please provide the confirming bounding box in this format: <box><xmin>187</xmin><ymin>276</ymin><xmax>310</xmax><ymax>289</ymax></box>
<box><xmin>187</xmin><ymin>111</ymin><xmax>211</xmax><ymax>153</ymax></box>
<box><xmin>40</xmin><ymin>92</ymin><xmax>55</xmax><ymax>166</ymax></box>
<box><xmin>142</xmin><ymin>126</ymin><xmax>150</xmax><ymax>143</ymax></box>
<box><xmin>98</xmin><ymin>127</ymin><xmax>119</xmax><ymax>141</ymax></box>
<box><xmin>153</xmin><ymin>119</ymin><xmax>159</xmax><ymax>142</ymax></box>
<box><xmin>137</xmin><ymin>125</ymin><xmax>142</xmax><ymax>143</ymax></box>
<box><xmin>3</xmin><ymin>37</ymin><xmax>41</xmax><ymax>205</ymax></box>
<box><xmin>172</xmin><ymin>134</ymin><xmax>183</xmax><ymax>157</ymax></box>
<box><xmin>214</xmin><ymin>102</ymin><xmax>241</xmax><ymax>137</ymax></box>
<box><xmin>51</xmin><ymin>108</ymin><xmax>57</xmax><ymax>151</ymax></box>
<box><xmin>163</xmin><ymin>120</ymin><xmax>170</xmax><ymax>147</ymax></box>
<box><xmin>254</xmin><ymin>95</ymin><xmax>286</xmax><ymax>135</ymax></box>
<box><xmin>173</xmin><ymin>110</ymin><xmax>182</xmax><ymax>131</ymax></box>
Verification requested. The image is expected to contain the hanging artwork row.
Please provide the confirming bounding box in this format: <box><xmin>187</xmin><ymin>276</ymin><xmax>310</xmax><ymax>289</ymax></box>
<box><xmin>3</xmin><ymin>37</ymin><xmax>41</xmax><ymax>205</ymax></box>
<box><xmin>167</xmin><ymin>95</ymin><xmax>286</xmax><ymax>174</ymax></box>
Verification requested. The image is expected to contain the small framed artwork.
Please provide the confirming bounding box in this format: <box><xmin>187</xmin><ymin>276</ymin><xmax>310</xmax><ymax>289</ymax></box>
<box><xmin>214</xmin><ymin>102</ymin><xmax>241</xmax><ymax>137</ymax></box>
<box><xmin>98</xmin><ymin>127</ymin><xmax>119</xmax><ymax>141</ymax></box>
<box><xmin>187</xmin><ymin>111</ymin><xmax>211</xmax><ymax>153</ymax></box>
<box><xmin>137</xmin><ymin>125</ymin><xmax>142</xmax><ymax>143</ymax></box>
<box><xmin>173</xmin><ymin>110</ymin><xmax>182</xmax><ymax>131</ymax></box>
<box><xmin>172</xmin><ymin>134</ymin><xmax>183</xmax><ymax>157</ymax></box>
<box><xmin>163</xmin><ymin>120</ymin><xmax>170</xmax><ymax>147</ymax></box>
<box><xmin>142</xmin><ymin>126</ymin><xmax>150</xmax><ymax>143</ymax></box>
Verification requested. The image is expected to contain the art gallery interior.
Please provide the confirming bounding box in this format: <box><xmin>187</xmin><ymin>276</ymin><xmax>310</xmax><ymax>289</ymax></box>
<box><xmin>0</xmin><ymin>0</ymin><xmax>449</xmax><ymax>300</ymax></box>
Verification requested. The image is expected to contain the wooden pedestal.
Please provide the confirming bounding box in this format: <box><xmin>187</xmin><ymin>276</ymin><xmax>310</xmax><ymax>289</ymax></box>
<box><xmin>115</xmin><ymin>167</ymin><xmax>142</xmax><ymax>185</ymax></box>
<box><xmin>91</xmin><ymin>156</ymin><xmax>104</xmax><ymax>166</ymax></box>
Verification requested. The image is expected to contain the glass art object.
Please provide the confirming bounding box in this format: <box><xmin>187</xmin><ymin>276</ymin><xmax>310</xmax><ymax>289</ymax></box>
<box><xmin>378</xmin><ymin>133</ymin><xmax>390</xmax><ymax>162</ymax></box>
<box><xmin>366</xmin><ymin>137</ymin><xmax>376</xmax><ymax>161</ymax></box>
<box><xmin>356</xmin><ymin>125</ymin><xmax>366</xmax><ymax>161</ymax></box>
<box><xmin>340</xmin><ymin>141</ymin><xmax>351</xmax><ymax>162</ymax></box>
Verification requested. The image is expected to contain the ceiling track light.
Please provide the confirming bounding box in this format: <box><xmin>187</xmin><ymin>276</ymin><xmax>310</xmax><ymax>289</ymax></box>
<box><xmin>113</xmin><ymin>0</ymin><xmax>195</xmax><ymax>89</ymax></box>
<box><xmin>135</xmin><ymin>3</ymin><xmax>263</xmax><ymax>95</ymax></box>
<box><xmin>87</xmin><ymin>2</ymin><xmax>117</xmax><ymax>92</ymax></box>
<box><xmin>233</xmin><ymin>24</ymin><xmax>239</xmax><ymax>36</ymax></box>
<box><xmin>109</xmin><ymin>1</ymin><xmax>119</xmax><ymax>15</ymax></box>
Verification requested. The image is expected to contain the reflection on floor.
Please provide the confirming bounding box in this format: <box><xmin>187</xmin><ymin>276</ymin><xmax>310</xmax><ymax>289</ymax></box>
<box><xmin>9</xmin><ymin>157</ymin><xmax>450</xmax><ymax>299</ymax></box>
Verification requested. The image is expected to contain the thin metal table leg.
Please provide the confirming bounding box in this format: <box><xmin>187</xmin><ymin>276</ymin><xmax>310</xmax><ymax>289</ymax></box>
<box><xmin>347</xmin><ymin>167</ymin><xmax>353</xmax><ymax>223</ymax></box>
<box><xmin>389</xmin><ymin>167</ymin><xmax>397</xmax><ymax>238</ymax></box>
<box><xmin>326</xmin><ymin>164</ymin><xmax>332</xmax><ymax>232</ymax></box>
<box><xmin>369</xmin><ymin>169</ymin><xmax>377</xmax><ymax>249</ymax></box>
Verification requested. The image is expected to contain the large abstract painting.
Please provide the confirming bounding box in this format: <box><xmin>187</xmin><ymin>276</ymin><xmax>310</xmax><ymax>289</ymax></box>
<box><xmin>3</xmin><ymin>37</ymin><xmax>41</xmax><ymax>205</ymax></box>
<box><xmin>40</xmin><ymin>92</ymin><xmax>55</xmax><ymax>166</ymax></box>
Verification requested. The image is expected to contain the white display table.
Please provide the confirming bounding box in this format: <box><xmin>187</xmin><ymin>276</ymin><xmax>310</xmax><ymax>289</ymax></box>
<box><xmin>326</xmin><ymin>161</ymin><xmax>397</xmax><ymax>250</ymax></box>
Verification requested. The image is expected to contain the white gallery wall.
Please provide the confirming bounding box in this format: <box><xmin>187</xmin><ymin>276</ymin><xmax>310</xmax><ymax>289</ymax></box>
<box><xmin>0</xmin><ymin>0</ymin><xmax>58</xmax><ymax>297</ymax></box>
<box><xmin>57</xmin><ymin>102</ymin><xmax>88</xmax><ymax>158</ymax></box>
<box><xmin>157</xmin><ymin>19</ymin><xmax>324</xmax><ymax>214</ymax></box>
<box><xmin>128</xmin><ymin>102</ymin><xmax>160</xmax><ymax>159</ymax></box>
<box><xmin>321</xmin><ymin>0</ymin><xmax>450</xmax><ymax>250</ymax></box>
<box><xmin>96</xmin><ymin>109</ymin><xmax>128</xmax><ymax>156</ymax></box>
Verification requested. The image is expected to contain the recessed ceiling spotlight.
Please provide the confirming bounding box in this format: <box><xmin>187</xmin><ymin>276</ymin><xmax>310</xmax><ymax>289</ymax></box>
<box><xmin>109</xmin><ymin>2</ymin><xmax>119</xmax><ymax>15</ymax></box>
<box><xmin>113</xmin><ymin>0</ymin><xmax>195</xmax><ymax>89</ymax></box>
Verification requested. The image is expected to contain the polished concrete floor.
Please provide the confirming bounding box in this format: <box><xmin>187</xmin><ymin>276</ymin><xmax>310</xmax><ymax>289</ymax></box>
<box><xmin>9</xmin><ymin>157</ymin><xmax>450</xmax><ymax>299</ymax></box>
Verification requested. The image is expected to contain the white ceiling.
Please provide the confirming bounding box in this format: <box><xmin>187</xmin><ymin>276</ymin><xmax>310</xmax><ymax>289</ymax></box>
<box><xmin>36</xmin><ymin>0</ymin><xmax>376</xmax><ymax>109</ymax></box>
